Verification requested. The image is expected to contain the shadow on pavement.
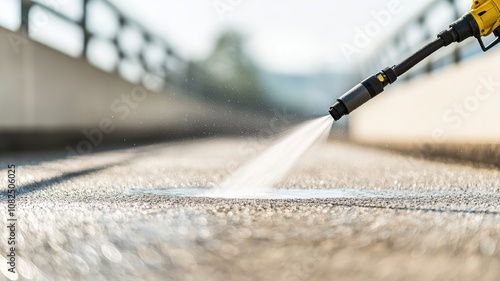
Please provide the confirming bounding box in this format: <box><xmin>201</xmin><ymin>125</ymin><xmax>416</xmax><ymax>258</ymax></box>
<box><xmin>0</xmin><ymin>160</ymin><xmax>130</xmax><ymax>201</ymax></box>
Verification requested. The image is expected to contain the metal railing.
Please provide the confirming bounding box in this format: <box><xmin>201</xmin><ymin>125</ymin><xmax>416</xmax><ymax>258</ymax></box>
<box><xmin>17</xmin><ymin>0</ymin><xmax>186</xmax><ymax>89</ymax></box>
<box><xmin>362</xmin><ymin>0</ymin><xmax>484</xmax><ymax>80</ymax></box>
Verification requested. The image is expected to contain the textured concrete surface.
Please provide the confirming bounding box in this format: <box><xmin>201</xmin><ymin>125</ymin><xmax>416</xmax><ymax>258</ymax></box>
<box><xmin>0</xmin><ymin>138</ymin><xmax>499</xmax><ymax>281</ymax></box>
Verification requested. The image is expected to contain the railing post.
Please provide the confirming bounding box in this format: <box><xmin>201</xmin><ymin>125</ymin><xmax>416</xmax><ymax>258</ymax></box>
<box><xmin>21</xmin><ymin>0</ymin><xmax>30</xmax><ymax>35</ymax></box>
<box><xmin>81</xmin><ymin>0</ymin><xmax>89</xmax><ymax>59</ymax></box>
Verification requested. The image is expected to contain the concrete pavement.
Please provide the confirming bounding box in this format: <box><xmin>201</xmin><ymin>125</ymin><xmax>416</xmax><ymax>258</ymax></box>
<box><xmin>0</xmin><ymin>138</ymin><xmax>499</xmax><ymax>280</ymax></box>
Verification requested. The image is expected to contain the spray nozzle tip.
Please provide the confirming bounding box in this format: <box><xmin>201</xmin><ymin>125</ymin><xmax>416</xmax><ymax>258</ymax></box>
<box><xmin>329</xmin><ymin>101</ymin><xmax>348</xmax><ymax>121</ymax></box>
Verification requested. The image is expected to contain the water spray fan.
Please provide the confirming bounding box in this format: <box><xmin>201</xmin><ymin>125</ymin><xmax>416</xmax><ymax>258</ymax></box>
<box><xmin>329</xmin><ymin>0</ymin><xmax>500</xmax><ymax>120</ymax></box>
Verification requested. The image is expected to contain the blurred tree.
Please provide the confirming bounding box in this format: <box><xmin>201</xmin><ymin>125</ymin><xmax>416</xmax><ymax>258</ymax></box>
<box><xmin>187</xmin><ymin>30</ymin><xmax>266</xmax><ymax>109</ymax></box>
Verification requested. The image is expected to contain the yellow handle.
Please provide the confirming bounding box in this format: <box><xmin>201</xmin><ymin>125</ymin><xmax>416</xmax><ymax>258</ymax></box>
<box><xmin>470</xmin><ymin>0</ymin><xmax>500</xmax><ymax>36</ymax></box>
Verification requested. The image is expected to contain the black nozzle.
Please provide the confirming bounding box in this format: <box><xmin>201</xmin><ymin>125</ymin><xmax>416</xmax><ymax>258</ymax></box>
<box><xmin>329</xmin><ymin>101</ymin><xmax>348</xmax><ymax>121</ymax></box>
<box><xmin>329</xmin><ymin>74</ymin><xmax>387</xmax><ymax>121</ymax></box>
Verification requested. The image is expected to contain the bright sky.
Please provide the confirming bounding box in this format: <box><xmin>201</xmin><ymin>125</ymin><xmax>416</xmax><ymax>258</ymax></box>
<box><xmin>2</xmin><ymin>0</ymin><xmax>469</xmax><ymax>74</ymax></box>
<box><xmin>0</xmin><ymin>0</ymin><xmax>474</xmax><ymax>74</ymax></box>
<box><xmin>108</xmin><ymin>0</ymin><xmax>446</xmax><ymax>73</ymax></box>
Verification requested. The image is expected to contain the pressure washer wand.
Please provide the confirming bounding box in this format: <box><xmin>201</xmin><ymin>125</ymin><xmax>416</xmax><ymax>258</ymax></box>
<box><xmin>330</xmin><ymin>0</ymin><xmax>500</xmax><ymax>121</ymax></box>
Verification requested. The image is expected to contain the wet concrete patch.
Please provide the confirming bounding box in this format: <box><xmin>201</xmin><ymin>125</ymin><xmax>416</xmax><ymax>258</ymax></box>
<box><xmin>126</xmin><ymin>187</ymin><xmax>494</xmax><ymax>199</ymax></box>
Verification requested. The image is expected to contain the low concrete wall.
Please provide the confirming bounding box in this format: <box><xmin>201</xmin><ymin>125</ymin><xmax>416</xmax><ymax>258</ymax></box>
<box><xmin>349</xmin><ymin>47</ymin><xmax>500</xmax><ymax>165</ymax></box>
<box><xmin>0</xmin><ymin>28</ymin><xmax>271</xmax><ymax>151</ymax></box>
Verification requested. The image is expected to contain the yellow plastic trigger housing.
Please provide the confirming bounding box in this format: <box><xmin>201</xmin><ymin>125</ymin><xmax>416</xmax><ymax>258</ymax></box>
<box><xmin>470</xmin><ymin>0</ymin><xmax>500</xmax><ymax>37</ymax></box>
